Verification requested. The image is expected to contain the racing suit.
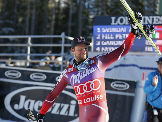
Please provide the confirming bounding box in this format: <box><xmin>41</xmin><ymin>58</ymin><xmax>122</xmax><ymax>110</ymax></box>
<box><xmin>39</xmin><ymin>32</ymin><xmax>136</xmax><ymax>122</ymax></box>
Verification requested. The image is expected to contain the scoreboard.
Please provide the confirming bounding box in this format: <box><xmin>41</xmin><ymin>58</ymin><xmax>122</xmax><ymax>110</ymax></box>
<box><xmin>93</xmin><ymin>16</ymin><xmax>162</xmax><ymax>53</ymax></box>
<box><xmin>93</xmin><ymin>25</ymin><xmax>130</xmax><ymax>52</ymax></box>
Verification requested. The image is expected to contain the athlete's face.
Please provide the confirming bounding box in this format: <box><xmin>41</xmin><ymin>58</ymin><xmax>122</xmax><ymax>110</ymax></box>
<box><xmin>71</xmin><ymin>44</ymin><xmax>88</xmax><ymax>62</ymax></box>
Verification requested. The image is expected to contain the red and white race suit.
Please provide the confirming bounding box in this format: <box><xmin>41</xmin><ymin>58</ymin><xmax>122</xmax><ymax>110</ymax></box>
<box><xmin>40</xmin><ymin>32</ymin><xmax>136</xmax><ymax>122</ymax></box>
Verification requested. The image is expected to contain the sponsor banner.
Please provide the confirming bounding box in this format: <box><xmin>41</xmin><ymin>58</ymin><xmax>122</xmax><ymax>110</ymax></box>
<box><xmin>93</xmin><ymin>16</ymin><xmax>162</xmax><ymax>53</ymax></box>
<box><xmin>0</xmin><ymin>67</ymin><xmax>136</xmax><ymax>122</ymax></box>
<box><xmin>93</xmin><ymin>25</ymin><xmax>162</xmax><ymax>52</ymax></box>
<box><xmin>105</xmin><ymin>78</ymin><xmax>136</xmax><ymax>93</ymax></box>
<box><xmin>0</xmin><ymin>66</ymin><xmax>79</xmax><ymax>122</ymax></box>
<box><xmin>0</xmin><ymin>66</ymin><xmax>60</xmax><ymax>83</ymax></box>
<box><xmin>0</xmin><ymin>82</ymin><xmax>79</xmax><ymax>122</ymax></box>
<box><xmin>94</xmin><ymin>16</ymin><xmax>162</xmax><ymax>25</ymax></box>
<box><xmin>105</xmin><ymin>78</ymin><xmax>136</xmax><ymax>122</ymax></box>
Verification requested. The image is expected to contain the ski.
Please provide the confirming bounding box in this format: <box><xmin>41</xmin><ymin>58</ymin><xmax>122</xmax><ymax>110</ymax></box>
<box><xmin>120</xmin><ymin>0</ymin><xmax>161</xmax><ymax>55</ymax></box>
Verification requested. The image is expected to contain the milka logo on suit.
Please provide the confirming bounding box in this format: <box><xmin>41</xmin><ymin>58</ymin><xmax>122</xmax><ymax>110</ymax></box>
<box><xmin>70</xmin><ymin>67</ymin><xmax>97</xmax><ymax>85</ymax></box>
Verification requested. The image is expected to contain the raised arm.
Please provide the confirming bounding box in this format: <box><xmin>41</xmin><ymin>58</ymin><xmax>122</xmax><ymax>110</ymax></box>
<box><xmin>97</xmin><ymin>32</ymin><xmax>135</xmax><ymax>72</ymax></box>
<box><xmin>97</xmin><ymin>12</ymin><xmax>144</xmax><ymax>72</ymax></box>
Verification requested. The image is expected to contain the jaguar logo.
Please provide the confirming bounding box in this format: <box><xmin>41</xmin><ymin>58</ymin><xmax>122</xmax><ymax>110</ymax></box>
<box><xmin>4</xmin><ymin>86</ymin><xmax>78</xmax><ymax>122</ymax></box>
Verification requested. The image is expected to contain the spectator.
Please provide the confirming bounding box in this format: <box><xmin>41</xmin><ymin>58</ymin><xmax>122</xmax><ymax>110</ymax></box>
<box><xmin>144</xmin><ymin>57</ymin><xmax>162</xmax><ymax>122</ymax></box>
<box><xmin>53</xmin><ymin>56</ymin><xmax>62</xmax><ymax>71</ymax></box>
<box><xmin>50</xmin><ymin>55</ymin><xmax>55</xmax><ymax>62</ymax></box>
<box><xmin>39</xmin><ymin>57</ymin><xmax>51</xmax><ymax>70</ymax></box>
<box><xmin>6</xmin><ymin>58</ymin><xmax>14</xmax><ymax>66</ymax></box>
<box><xmin>49</xmin><ymin>55</ymin><xmax>56</xmax><ymax>70</ymax></box>
<box><xmin>38</xmin><ymin>50</ymin><xmax>53</xmax><ymax>70</ymax></box>
<box><xmin>46</xmin><ymin>50</ymin><xmax>51</xmax><ymax>56</ymax></box>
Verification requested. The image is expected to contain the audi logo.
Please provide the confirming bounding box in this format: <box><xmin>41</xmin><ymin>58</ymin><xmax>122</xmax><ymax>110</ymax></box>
<box><xmin>74</xmin><ymin>79</ymin><xmax>101</xmax><ymax>95</ymax></box>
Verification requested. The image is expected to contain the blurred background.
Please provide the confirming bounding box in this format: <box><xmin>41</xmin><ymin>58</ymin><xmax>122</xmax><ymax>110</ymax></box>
<box><xmin>0</xmin><ymin>0</ymin><xmax>161</xmax><ymax>36</ymax></box>
<box><xmin>0</xmin><ymin>0</ymin><xmax>162</xmax><ymax>122</ymax></box>
<box><xmin>0</xmin><ymin>0</ymin><xmax>161</xmax><ymax>69</ymax></box>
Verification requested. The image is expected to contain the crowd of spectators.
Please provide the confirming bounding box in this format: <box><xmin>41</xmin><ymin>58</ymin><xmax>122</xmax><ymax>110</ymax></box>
<box><xmin>0</xmin><ymin>50</ymin><xmax>73</xmax><ymax>71</ymax></box>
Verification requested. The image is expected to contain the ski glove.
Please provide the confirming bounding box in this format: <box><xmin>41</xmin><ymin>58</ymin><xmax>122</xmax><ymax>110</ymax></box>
<box><xmin>143</xmin><ymin>24</ymin><xmax>155</xmax><ymax>37</ymax></box>
<box><xmin>128</xmin><ymin>12</ymin><xmax>155</xmax><ymax>38</ymax></box>
<box><xmin>37</xmin><ymin>113</ymin><xmax>45</xmax><ymax>122</ymax></box>
<box><xmin>135</xmin><ymin>24</ymin><xmax>155</xmax><ymax>38</ymax></box>
<box><xmin>128</xmin><ymin>12</ymin><xmax>142</xmax><ymax>36</ymax></box>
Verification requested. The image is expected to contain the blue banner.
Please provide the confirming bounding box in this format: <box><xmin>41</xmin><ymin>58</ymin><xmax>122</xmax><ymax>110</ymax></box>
<box><xmin>93</xmin><ymin>25</ymin><xmax>160</xmax><ymax>52</ymax></box>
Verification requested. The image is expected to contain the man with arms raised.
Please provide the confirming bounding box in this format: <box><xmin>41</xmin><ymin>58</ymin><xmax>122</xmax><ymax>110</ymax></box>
<box><xmin>36</xmin><ymin>12</ymin><xmax>146</xmax><ymax>122</ymax></box>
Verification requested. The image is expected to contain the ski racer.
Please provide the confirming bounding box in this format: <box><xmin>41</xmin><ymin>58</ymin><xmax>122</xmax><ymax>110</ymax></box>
<box><xmin>36</xmin><ymin>12</ymin><xmax>146</xmax><ymax>122</ymax></box>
